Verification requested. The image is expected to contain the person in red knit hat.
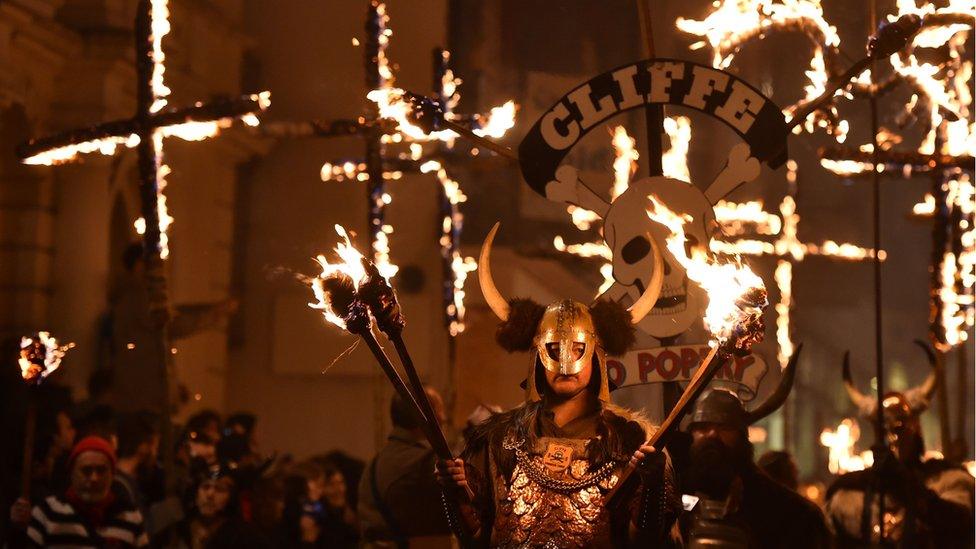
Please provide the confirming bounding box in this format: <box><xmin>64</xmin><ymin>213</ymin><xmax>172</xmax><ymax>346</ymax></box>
<box><xmin>26</xmin><ymin>436</ymin><xmax>148</xmax><ymax>547</ymax></box>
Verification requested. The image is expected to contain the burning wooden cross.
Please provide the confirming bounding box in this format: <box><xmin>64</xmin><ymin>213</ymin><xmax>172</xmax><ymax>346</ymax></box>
<box><xmin>814</xmin><ymin>2</ymin><xmax>974</xmax><ymax>457</ymax></box>
<box><xmin>16</xmin><ymin>0</ymin><xmax>270</xmax><ymax>481</ymax></box>
<box><xmin>815</xmin><ymin>1</ymin><xmax>975</xmax><ymax>352</ymax></box>
<box><xmin>18</xmin><ymin>0</ymin><xmax>269</xmax><ymax>264</ymax></box>
<box><xmin>273</xmin><ymin>1</ymin><xmax>515</xmax><ymax>335</ymax></box>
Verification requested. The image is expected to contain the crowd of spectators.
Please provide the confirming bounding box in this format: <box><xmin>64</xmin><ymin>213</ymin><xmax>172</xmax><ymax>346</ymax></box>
<box><xmin>1</xmin><ymin>371</ymin><xmax>377</xmax><ymax>548</ymax></box>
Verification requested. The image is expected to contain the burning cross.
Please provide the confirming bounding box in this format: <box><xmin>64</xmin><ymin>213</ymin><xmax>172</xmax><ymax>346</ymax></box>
<box><xmin>18</xmin><ymin>0</ymin><xmax>270</xmax><ymax>264</ymax></box>
<box><xmin>273</xmin><ymin>1</ymin><xmax>515</xmax><ymax>336</ymax></box>
<box><xmin>15</xmin><ymin>0</ymin><xmax>270</xmax><ymax>479</ymax></box>
<box><xmin>682</xmin><ymin>0</ymin><xmax>975</xmax><ymax>351</ymax></box>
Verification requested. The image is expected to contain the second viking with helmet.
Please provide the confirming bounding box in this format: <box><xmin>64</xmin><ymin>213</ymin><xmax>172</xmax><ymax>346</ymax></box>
<box><xmin>436</xmin><ymin>224</ymin><xmax>681</xmax><ymax>547</ymax></box>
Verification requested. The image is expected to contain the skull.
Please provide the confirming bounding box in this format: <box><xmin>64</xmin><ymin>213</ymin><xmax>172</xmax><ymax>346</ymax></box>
<box><xmin>601</xmin><ymin>176</ymin><xmax>714</xmax><ymax>339</ymax></box>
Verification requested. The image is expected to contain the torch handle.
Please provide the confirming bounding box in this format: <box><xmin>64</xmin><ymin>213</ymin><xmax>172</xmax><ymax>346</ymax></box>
<box><xmin>784</xmin><ymin>57</ymin><xmax>871</xmax><ymax>134</ymax></box>
<box><xmin>390</xmin><ymin>335</ymin><xmax>454</xmax><ymax>460</ymax></box>
<box><xmin>359</xmin><ymin>330</ymin><xmax>454</xmax><ymax>461</ymax></box>
<box><xmin>440</xmin><ymin>119</ymin><xmax>518</xmax><ymax>161</ymax></box>
<box><xmin>605</xmin><ymin>346</ymin><xmax>728</xmax><ymax>507</ymax></box>
<box><xmin>21</xmin><ymin>401</ymin><xmax>37</xmax><ymax>499</ymax></box>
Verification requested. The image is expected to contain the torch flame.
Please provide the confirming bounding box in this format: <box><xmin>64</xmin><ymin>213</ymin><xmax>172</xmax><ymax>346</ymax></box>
<box><xmin>309</xmin><ymin>225</ymin><xmax>372</xmax><ymax>330</ymax></box>
<box><xmin>19</xmin><ymin>332</ymin><xmax>74</xmax><ymax>385</ymax></box>
<box><xmin>647</xmin><ymin>195</ymin><xmax>766</xmax><ymax>344</ymax></box>
<box><xmin>473</xmin><ymin>101</ymin><xmax>518</xmax><ymax>138</ymax></box>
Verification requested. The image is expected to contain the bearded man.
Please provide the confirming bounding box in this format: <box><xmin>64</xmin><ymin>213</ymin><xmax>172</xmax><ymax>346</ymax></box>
<box><xmin>680</xmin><ymin>355</ymin><xmax>829</xmax><ymax>549</ymax></box>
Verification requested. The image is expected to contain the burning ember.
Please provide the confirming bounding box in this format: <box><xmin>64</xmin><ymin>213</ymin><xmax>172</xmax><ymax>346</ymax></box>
<box><xmin>662</xmin><ymin>116</ymin><xmax>692</xmax><ymax>181</ymax></box>
<box><xmin>820</xmin><ymin>418</ymin><xmax>873</xmax><ymax>475</ymax></box>
<box><xmin>421</xmin><ymin>160</ymin><xmax>478</xmax><ymax>335</ymax></box>
<box><xmin>23</xmin><ymin>134</ymin><xmax>141</xmax><ymax>166</ymax></box>
<box><xmin>19</xmin><ymin>332</ymin><xmax>74</xmax><ymax>385</ymax></box>
<box><xmin>647</xmin><ymin>195</ymin><xmax>767</xmax><ymax>348</ymax></box>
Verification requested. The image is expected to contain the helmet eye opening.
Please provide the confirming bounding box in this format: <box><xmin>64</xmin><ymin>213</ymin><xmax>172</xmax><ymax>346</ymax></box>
<box><xmin>544</xmin><ymin>342</ymin><xmax>587</xmax><ymax>361</ymax></box>
<box><xmin>571</xmin><ymin>342</ymin><xmax>586</xmax><ymax>360</ymax></box>
<box><xmin>544</xmin><ymin>343</ymin><xmax>560</xmax><ymax>361</ymax></box>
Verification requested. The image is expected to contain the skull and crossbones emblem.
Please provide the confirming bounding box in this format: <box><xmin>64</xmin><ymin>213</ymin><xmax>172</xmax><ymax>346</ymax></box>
<box><xmin>543</xmin><ymin>142</ymin><xmax>761</xmax><ymax>338</ymax></box>
<box><xmin>518</xmin><ymin>58</ymin><xmax>787</xmax><ymax>341</ymax></box>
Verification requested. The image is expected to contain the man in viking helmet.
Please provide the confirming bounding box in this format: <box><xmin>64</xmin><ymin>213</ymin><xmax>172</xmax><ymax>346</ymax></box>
<box><xmin>436</xmin><ymin>224</ymin><xmax>680</xmax><ymax>547</ymax></box>
<box><xmin>680</xmin><ymin>350</ymin><xmax>831</xmax><ymax>549</ymax></box>
<box><xmin>825</xmin><ymin>343</ymin><xmax>975</xmax><ymax>548</ymax></box>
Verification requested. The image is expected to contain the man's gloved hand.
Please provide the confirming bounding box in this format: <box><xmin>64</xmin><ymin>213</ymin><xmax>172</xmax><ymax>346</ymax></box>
<box><xmin>630</xmin><ymin>444</ymin><xmax>666</xmax><ymax>482</ymax></box>
<box><xmin>436</xmin><ymin>458</ymin><xmax>475</xmax><ymax>502</ymax></box>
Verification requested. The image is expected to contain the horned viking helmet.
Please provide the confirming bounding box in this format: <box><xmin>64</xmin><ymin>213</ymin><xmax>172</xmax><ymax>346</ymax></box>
<box><xmin>478</xmin><ymin>223</ymin><xmax>665</xmax><ymax>402</ymax></box>
<box><xmin>841</xmin><ymin>340</ymin><xmax>939</xmax><ymax>420</ymax></box>
<box><xmin>689</xmin><ymin>345</ymin><xmax>803</xmax><ymax>432</ymax></box>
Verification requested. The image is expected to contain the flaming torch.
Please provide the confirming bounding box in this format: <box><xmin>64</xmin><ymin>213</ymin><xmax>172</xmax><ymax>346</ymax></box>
<box><xmin>390</xmin><ymin>90</ymin><xmax>519</xmax><ymax>160</ymax></box>
<box><xmin>18</xmin><ymin>332</ymin><xmax>74</xmax><ymax>499</ymax></box>
<box><xmin>308</xmin><ymin>226</ymin><xmax>453</xmax><ymax>461</ymax></box>
<box><xmin>607</xmin><ymin>196</ymin><xmax>768</xmax><ymax>506</ymax></box>
<box><xmin>308</xmin><ymin>227</ymin><xmax>476</xmax><ymax>539</ymax></box>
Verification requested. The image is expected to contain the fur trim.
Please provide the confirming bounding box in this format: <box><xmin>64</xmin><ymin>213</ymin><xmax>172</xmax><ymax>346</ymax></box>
<box><xmin>599</xmin><ymin>403</ymin><xmax>654</xmax><ymax>459</ymax></box>
<box><xmin>590</xmin><ymin>300</ymin><xmax>636</xmax><ymax>356</ymax></box>
<box><xmin>495</xmin><ymin>298</ymin><xmax>545</xmax><ymax>352</ymax></box>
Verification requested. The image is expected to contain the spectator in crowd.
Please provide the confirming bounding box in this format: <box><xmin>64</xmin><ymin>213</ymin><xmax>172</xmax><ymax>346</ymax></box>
<box><xmin>186</xmin><ymin>410</ymin><xmax>223</xmax><ymax>447</ymax></box>
<box><xmin>155</xmin><ymin>464</ymin><xmax>267</xmax><ymax>548</ymax></box>
<box><xmin>72</xmin><ymin>369</ymin><xmax>115</xmax><ymax>423</ymax></box>
<box><xmin>249</xmin><ymin>476</ymin><xmax>288</xmax><ymax>546</ymax></box>
<box><xmin>224</xmin><ymin>413</ymin><xmax>260</xmax><ymax>456</ymax></box>
<box><xmin>26</xmin><ymin>436</ymin><xmax>148</xmax><ymax>547</ymax></box>
<box><xmin>358</xmin><ymin>386</ymin><xmax>453</xmax><ymax>547</ymax></box>
<box><xmin>7</xmin><ymin>385</ymin><xmax>77</xmax><ymax>540</ymax></box>
<box><xmin>73</xmin><ymin>404</ymin><xmax>119</xmax><ymax>448</ymax></box>
<box><xmin>314</xmin><ymin>450</ymin><xmax>364</xmax><ymax>515</ymax></box>
<box><xmin>182</xmin><ymin>428</ymin><xmax>219</xmax><ymax>467</ymax></box>
<box><xmin>114</xmin><ymin>412</ymin><xmax>160</xmax><ymax>520</ymax></box>
<box><xmin>286</xmin><ymin>460</ymin><xmax>359</xmax><ymax>548</ymax></box>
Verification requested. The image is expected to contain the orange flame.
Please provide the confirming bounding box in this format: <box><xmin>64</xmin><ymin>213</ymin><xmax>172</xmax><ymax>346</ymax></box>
<box><xmin>308</xmin><ymin>225</ymin><xmax>372</xmax><ymax>330</ymax></box>
<box><xmin>647</xmin><ymin>195</ymin><xmax>766</xmax><ymax>344</ymax></box>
